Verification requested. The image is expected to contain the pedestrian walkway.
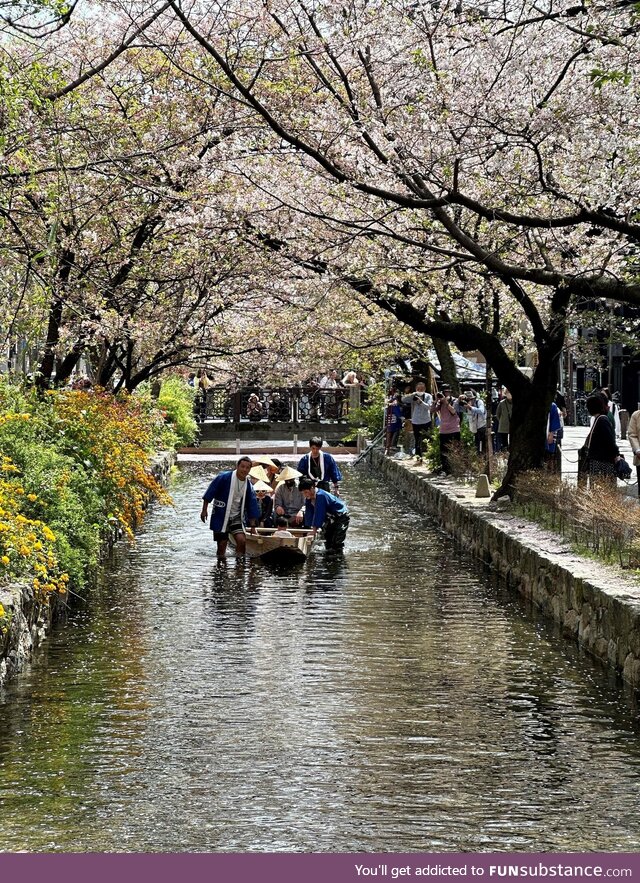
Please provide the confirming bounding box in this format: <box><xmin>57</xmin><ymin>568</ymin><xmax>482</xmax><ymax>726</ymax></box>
<box><xmin>561</xmin><ymin>426</ymin><xmax>637</xmax><ymax>493</ymax></box>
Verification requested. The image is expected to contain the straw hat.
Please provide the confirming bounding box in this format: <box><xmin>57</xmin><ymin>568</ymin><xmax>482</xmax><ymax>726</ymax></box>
<box><xmin>276</xmin><ymin>465</ymin><xmax>303</xmax><ymax>483</ymax></box>
<box><xmin>249</xmin><ymin>465</ymin><xmax>270</xmax><ymax>483</ymax></box>
<box><xmin>251</xmin><ymin>455</ymin><xmax>277</xmax><ymax>468</ymax></box>
<box><xmin>252</xmin><ymin>479</ymin><xmax>273</xmax><ymax>494</ymax></box>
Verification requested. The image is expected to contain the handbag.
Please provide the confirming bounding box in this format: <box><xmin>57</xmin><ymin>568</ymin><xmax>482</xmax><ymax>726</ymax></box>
<box><xmin>615</xmin><ymin>454</ymin><xmax>632</xmax><ymax>480</ymax></box>
<box><xmin>577</xmin><ymin>444</ymin><xmax>589</xmax><ymax>474</ymax></box>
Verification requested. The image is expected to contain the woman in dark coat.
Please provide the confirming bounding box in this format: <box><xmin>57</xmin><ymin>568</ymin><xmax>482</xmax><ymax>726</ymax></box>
<box><xmin>585</xmin><ymin>394</ymin><xmax>620</xmax><ymax>482</ymax></box>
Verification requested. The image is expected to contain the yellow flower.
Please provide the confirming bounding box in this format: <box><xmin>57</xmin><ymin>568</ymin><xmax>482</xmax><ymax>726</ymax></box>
<box><xmin>27</xmin><ymin>493</ymin><xmax>37</xmax><ymax>502</ymax></box>
<box><xmin>1</xmin><ymin>556</ymin><xmax>9</xmax><ymax>566</ymax></box>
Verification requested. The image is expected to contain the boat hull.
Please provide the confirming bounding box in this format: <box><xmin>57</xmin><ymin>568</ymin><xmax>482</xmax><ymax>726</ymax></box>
<box><xmin>229</xmin><ymin>527</ymin><xmax>316</xmax><ymax>562</ymax></box>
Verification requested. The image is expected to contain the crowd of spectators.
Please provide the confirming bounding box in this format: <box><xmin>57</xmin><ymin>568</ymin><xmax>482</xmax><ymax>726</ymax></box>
<box><xmin>384</xmin><ymin>377</ymin><xmax>638</xmax><ymax>489</ymax></box>
<box><xmin>189</xmin><ymin>369</ymin><xmax>372</xmax><ymax>423</ymax></box>
<box><xmin>384</xmin><ymin>378</ymin><xmax>501</xmax><ymax>474</ymax></box>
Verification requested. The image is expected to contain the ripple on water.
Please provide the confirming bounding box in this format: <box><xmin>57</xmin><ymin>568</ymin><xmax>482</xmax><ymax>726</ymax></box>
<box><xmin>1</xmin><ymin>462</ymin><xmax>640</xmax><ymax>852</ymax></box>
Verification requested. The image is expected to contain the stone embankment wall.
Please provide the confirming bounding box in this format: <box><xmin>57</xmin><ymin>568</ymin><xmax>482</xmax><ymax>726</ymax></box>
<box><xmin>0</xmin><ymin>450</ymin><xmax>176</xmax><ymax>687</ymax></box>
<box><xmin>372</xmin><ymin>452</ymin><xmax>640</xmax><ymax>688</ymax></box>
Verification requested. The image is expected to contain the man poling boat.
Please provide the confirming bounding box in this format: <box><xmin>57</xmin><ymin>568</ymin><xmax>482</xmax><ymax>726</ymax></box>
<box><xmin>298</xmin><ymin>477</ymin><xmax>350</xmax><ymax>552</ymax></box>
<box><xmin>297</xmin><ymin>436</ymin><xmax>342</xmax><ymax>494</ymax></box>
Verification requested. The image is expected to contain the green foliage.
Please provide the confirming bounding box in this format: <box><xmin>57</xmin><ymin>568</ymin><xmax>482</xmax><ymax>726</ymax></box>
<box><xmin>133</xmin><ymin>377</ymin><xmax>198</xmax><ymax>449</ymax></box>
<box><xmin>157</xmin><ymin>375</ymin><xmax>198</xmax><ymax>446</ymax></box>
<box><xmin>589</xmin><ymin>68</ymin><xmax>632</xmax><ymax>89</ymax></box>
<box><xmin>425</xmin><ymin>427</ymin><xmax>441</xmax><ymax>471</ymax></box>
<box><xmin>7</xmin><ymin>437</ymin><xmax>102</xmax><ymax>588</ymax></box>
<box><xmin>344</xmin><ymin>382</ymin><xmax>385</xmax><ymax>440</ymax></box>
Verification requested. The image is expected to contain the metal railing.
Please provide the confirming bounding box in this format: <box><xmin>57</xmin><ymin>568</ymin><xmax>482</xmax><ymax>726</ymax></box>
<box><xmin>193</xmin><ymin>385</ymin><xmax>365</xmax><ymax>424</ymax></box>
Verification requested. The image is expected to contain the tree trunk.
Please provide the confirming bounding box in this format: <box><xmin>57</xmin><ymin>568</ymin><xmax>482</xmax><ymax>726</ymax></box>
<box><xmin>54</xmin><ymin>344</ymin><xmax>84</xmax><ymax>387</ymax></box>
<box><xmin>36</xmin><ymin>298</ymin><xmax>63</xmax><ymax>388</ymax></box>
<box><xmin>494</xmin><ymin>338</ymin><xmax>563</xmax><ymax>498</ymax></box>
<box><xmin>36</xmin><ymin>247</ymin><xmax>75</xmax><ymax>389</ymax></box>
<box><xmin>432</xmin><ymin>337</ymin><xmax>459</xmax><ymax>394</ymax></box>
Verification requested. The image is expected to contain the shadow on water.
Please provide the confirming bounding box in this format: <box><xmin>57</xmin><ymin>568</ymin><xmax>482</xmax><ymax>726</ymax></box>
<box><xmin>0</xmin><ymin>460</ymin><xmax>640</xmax><ymax>852</ymax></box>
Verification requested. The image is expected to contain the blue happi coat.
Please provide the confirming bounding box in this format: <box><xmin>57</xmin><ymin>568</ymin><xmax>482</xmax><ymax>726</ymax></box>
<box><xmin>297</xmin><ymin>451</ymin><xmax>342</xmax><ymax>485</ymax></box>
<box><xmin>303</xmin><ymin>489</ymin><xmax>348</xmax><ymax>529</ymax></box>
<box><xmin>545</xmin><ymin>402</ymin><xmax>563</xmax><ymax>454</ymax></box>
<box><xmin>202</xmin><ymin>470</ymin><xmax>260</xmax><ymax>533</ymax></box>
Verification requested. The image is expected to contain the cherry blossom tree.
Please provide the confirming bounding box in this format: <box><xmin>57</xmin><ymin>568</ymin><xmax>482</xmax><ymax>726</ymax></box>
<box><xmin>158</xmin><ymin>0</ymin><xmax>640</xmax><ymax>491</ymax></box>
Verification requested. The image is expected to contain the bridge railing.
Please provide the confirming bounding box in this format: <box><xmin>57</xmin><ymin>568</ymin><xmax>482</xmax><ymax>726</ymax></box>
<box><xmin>195</xmin><ymin>385</ymin><xmax>364</xmax><ymax>424</ymax></box>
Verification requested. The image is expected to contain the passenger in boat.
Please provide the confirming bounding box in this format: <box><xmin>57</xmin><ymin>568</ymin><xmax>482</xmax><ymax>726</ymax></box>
<box><xmin>272</xmin><ymin>517</ymin><xmax>294</xmax><ymax>539</ymax></box>
<box><xmin>273</xmin><ymin>466</ymin><xmax>304</xmax><ymax>525</ymax></box>
<box><xmin>268</xmin><ymin>458</ymin><xmax>283</xmax><ymax>489</ymax></box>
<box><xmin>248</xmin><ymin>464</ymin><xmax>270</xmax><ymax>485</ymax></box>
<box><xmin>200</xmin><ymin>456</ymin><xmax>259</xmax><ymax>560</ymax></box>
<box><xmin>251</xmin><ymin>456</ymin><xmax>281</xmax><ymax>490</ymax></box>
<box><xmin>297</xmin><ymin>437</ymin><xmax>342</xmax><ymax>494</ymax></box>
<box><xmin>298</xmin><ymin>477</ymin><xmax>350</xmax><ymax>551</ymax></box>
<box><xmin>253</xmin><ymin>480</ymin><xmax>275</xmax><ymax>528</ymax></box>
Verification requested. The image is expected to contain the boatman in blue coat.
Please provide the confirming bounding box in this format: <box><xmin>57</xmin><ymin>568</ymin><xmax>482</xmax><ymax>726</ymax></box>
<box><xmin>297</xmin><ymin>436</ymin><xmax>342</xmax><ymax>494</ymax></box>
<box><xmin>299</xmin><ymin>477</ymin><xmax>350</xmax><ymax>551</ymax></box>
<box><xmin>200</xmin><ymin>456</ymin><xmax>260</xmax><ymax>560</ymax></box>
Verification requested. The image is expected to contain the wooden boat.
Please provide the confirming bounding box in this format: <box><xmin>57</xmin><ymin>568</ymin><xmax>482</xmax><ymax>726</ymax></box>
<box><xmin>230</xmin><ymin>527</ymin><xmax>317</xmax><ymax>563</ymax></box>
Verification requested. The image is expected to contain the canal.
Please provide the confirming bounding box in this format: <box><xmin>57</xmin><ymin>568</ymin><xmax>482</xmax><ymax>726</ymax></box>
<box><xmin>1</xmin><ymin>461</ymin><xmax>640</xmax><ymax>852</ymax></box>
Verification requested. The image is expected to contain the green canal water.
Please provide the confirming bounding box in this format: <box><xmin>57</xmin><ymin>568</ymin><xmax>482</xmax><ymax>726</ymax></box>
<box><xmin>1</xmin><ymin>462</ymin><xmax>639</xmax><ymax>852</ymax></box>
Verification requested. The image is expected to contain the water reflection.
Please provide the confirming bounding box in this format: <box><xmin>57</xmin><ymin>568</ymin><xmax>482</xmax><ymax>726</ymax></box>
<box><xmin>0</xmin><ymin>462</ymin><xmax>639</xmax><ymax>852</ymax></box>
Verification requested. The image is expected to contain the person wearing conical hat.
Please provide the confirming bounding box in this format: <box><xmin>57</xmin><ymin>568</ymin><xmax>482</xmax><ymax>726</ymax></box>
<box><xmin>252</xmin><ymin>479</ymin><xmax>274</xmax><ymax>528</ymax></box>
<box><xmin>249</xmin><ymin>464</ymin><xmax>270</xmax><ymax>484</ymax></box>
<box><xmin>273</xmin><ymin>465</ymin><xmax>304</xmax><ymax>525</ymax></box>
<box><xmin>251</xmin><ymin>455</ymin><xmax>277</xmax><ymax>468</ymax></box>
<box><xmin>251</xmin><ymin>456</ymin><xmax>281</xmax><ymax>489</ymax></box>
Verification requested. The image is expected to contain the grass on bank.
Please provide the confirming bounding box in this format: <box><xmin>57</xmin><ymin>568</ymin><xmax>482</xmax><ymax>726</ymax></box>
<box><xmin>513</xmin><ymin>471</ymin><xmax>640</xmax><ymax>570</ymax></box>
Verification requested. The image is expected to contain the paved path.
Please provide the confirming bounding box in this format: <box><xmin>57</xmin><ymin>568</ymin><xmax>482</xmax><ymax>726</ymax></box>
<box><xmin>561</xmin><ymin>426</ymin><xmax>637</xmax><ymax>493</ymax></box>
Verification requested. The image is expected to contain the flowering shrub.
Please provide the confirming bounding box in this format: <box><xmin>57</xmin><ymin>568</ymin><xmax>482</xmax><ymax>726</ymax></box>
<box><xmin>53</xmin><ymin>389</ymin><xmax>172</xmax><ymax>539</ymax></box>
<box><xmin>0</xmin><ymin>444</ymin><xmax>69</xmax><ymax>602</ymax></box>
<box><xmin>0</xmin><ymin>380</ymin><xmax>173</xmax><ymax>598</ymax></box>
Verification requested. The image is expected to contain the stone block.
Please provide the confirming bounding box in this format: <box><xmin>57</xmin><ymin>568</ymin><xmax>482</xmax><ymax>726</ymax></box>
<box><xmin>623</xmin><ymin>654</ymin><xmax>640</xmax><ymax>688</ymax></box>
<box><xmin>627</xmin><ymin>627</ymin><xmax>640</xmax><ymax>659</ymax></box>
<box><xmin>564</xmin><ymin>609</ymin><xmax>580</xmax><ymax>635</ymax></box>
<box><xmin>593</xmin><ymin>637</ymin><xmax>609</xmax><ymax>660</ymax></box>
<box><xmin>475</xmin><ymin>474</ymin><xmax>491</xmax><ymax>498</ymax></box>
